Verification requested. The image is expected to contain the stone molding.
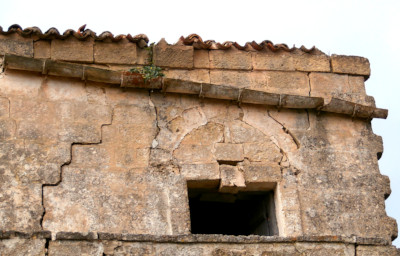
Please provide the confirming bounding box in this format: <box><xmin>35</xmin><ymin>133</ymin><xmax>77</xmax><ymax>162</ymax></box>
<box><xmin>1</xmin><ymin>54</ymin><xmax>387</xmax><ymax>119</ymax></box>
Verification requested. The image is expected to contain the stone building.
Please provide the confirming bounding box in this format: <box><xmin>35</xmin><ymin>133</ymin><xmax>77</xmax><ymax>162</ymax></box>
<box><xmin>0</xmin><ymin>25</ymin><xmax>398</xmax><ymax>255</ymax></box>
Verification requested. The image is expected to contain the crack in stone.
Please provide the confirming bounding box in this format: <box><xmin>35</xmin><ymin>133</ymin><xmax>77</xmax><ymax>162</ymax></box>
<box><xmin>40</xmin><ymin>108</ymin><xmax>114</xmax><ymax>232</ymax></box>
<box><xmin>307</xmin><ymin>72</ymin><xmax>311</xmax><ymax>97</ymax></box>
<box><xmin>267</xmin><ymin>110</ymin><xmax>300</xmax><ymax>149</ymax></box>
<box><xmin>305</xmin><ymin>109</ymin><xmax>311</xmax><ymax>131</ymax></box>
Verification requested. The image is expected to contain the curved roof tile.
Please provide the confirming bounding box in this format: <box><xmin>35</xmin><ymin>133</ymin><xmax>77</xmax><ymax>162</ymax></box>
<box><xmin>1</xmin><ymin>25</ymin><xmax>316</xmax><ymax>53</ymax></box>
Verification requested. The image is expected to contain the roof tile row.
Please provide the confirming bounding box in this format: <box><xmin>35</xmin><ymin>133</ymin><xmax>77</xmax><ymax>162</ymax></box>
<box><xmin>1</xmin><ymin>24</ymin><xmax>317</xmax><ymax>53</ymax></box>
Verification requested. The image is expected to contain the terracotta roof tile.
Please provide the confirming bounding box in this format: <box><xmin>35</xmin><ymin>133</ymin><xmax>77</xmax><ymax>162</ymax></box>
<box><xmin>179</xmin><ymin>34</ymin><xmax>317</xmax><ymax>53</ymax></box>
<box><xmin>1</xmin><ymin>24</ymin><xmax>318</xmax><ymax>53</ymax></box>
<box><xmin>0</xmin><ymin>24</ymin><xmax>149</xmax><ymax>46</ymax></box>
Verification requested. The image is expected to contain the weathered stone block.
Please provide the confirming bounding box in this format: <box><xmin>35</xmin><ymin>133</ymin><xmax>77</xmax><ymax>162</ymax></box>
<box><xmin>295</xmin><ymin>242</ymin><xmax>355</xmax><ymax>256</ymax></box>
<box><xmin>250</xmin><ymin>71</ymin><xmax>310</xmax><ymax>96</ymax></box>
<box><xmin>242</xmin><ymin>163</ymin><xmax>281</xmax><ymax>187</ymax></box>
<box><xmin>137</xmin><ymin>47</ymin><xmax>151</xmax><ymax>65</ymax></box>
<box><xmin>210</xmin><ymin>70</ymin><xmax>252</xmax><ymax>88</ymax></box>
<box><xmin>194</xmin><ymin>49</ymin><xmax>210</xmax><ymax>68</ymax></box>
<box><xmin>0</xmin><ymin>70</ymin><xmax>43</xmax><ymax>97</ymax></box>
<box><xmin>0</xmin><ymin>238</ymin><xmax>46</xmax><ymax>256</ymax></box>
<box><xmin>51</xmin><ymin>38</ymin><xmax>94</xmax><ymax>62</ymax></box>
<box><xmin>154</xmin><ymin>40</ymin><xmax>193</xmax><ymax>68</ymax></box>
<box><xmin>309</xmin><ymin>72</ymin><xmax>368</xmax><ymax>104</ymax></box>
<box><xmin>210</xmin><ymin>49</ymin><xmax>252</xmax><ymax>70</ymax></box>
<box><xmin>43</xmin><ymin>169</ymin><xmax>190</xmax><ymax>235</ymax></box>
<box><xmin>219</xmin><ymin>165</ymin><xmax>246</xmax><ymax>193</ymax></box>
<box><xmin>252</xmin><ymin>51</ymin><xmax>295</xmax><ymax>71</ymax></box>
<box><xmin>243</xmin><ymin>142</ymin><xmax>282</xmax><ymax>163</ymax></box>
<box><xmin>181</xmin><ymin>163</ymin><xmax>220</xmax><ymax>182</ymax></box>
<box><xmin>94</xmin><ymin>40</ymin><xmax>137</xmax><ymax>64</ymax></box>
<box><xmin>164</xmin><ymin>69</ymin><xmax>210</xmax><ymax>84</ymax></box>
<box><xmin>252</xmin><ymin>50</ymin><xmax>330</xmax><ymax>72</ymax></box>
<box><xmin>33</xmin><ymin>40</ymin><xmax>51</xmax><ymax>59</ymax></box>
<box><xmin>331</xmin><ymin>54</ymin><xmax>370</xmax><ymax>78</ymax></box>
<box><xmin>174</xmin><ymin>144</ymin><xmax>214</xmax><ymax>164</ymax></box>
<box><xmin>211</xmin><ymin>70</ymin><xmax>309</xmax><ymax>96</ymax></box>
<box><xmin>43</xmin><ymin>77</ymin><xmax>87</xmax><ymax>102</ymax></box>
<box><xmin>48</xmin><ymin>241</ymin><xmax>103</xmax><ymax>256</ymax></box>
<box><xmin>356</xmin><ymin>245</ymin><xmax>399</xmax><ymax>256</ymax></box>
<box><xmin>214</xmin><ymin>143</ymin><xmax>244</xmax><ymax>162</ymax></box>
<box><xmin>0</xmin><ymin>35</ymin><xmax>33</xmax><ymax>57</ymax></box>
<box><xmin>293</xmin><ymin>52</ymin><xmax>331</xmax><ymax>72</ymax></box>
<box><xmin>179</xmin><ymin>122</ymin><xmax>224</xmax><ymax>145</ymax></box>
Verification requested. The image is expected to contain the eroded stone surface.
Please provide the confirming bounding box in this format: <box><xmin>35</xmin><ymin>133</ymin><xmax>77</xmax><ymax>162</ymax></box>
<box><xmin>0</xmin><ymin>238</ymin><xmax>45</xmax><ymax>256</ymax></box>
<box><xmin>0</xmin><ymin>53</ymin><xmax>397</xmax><ymax>253</ymax></box>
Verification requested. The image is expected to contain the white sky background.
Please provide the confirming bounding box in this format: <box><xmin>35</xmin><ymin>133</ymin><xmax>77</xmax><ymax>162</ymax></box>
<box><xmin>1</xmin><ymin>0</ymin><xmax>399</xmax><ymax>246</ymax></box>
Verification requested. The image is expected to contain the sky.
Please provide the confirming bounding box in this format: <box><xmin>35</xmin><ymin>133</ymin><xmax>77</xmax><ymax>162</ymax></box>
<box><xmin>0</xmin><ymin>0</ymin><xmax>399</xmax><ymax>246</ymax></box>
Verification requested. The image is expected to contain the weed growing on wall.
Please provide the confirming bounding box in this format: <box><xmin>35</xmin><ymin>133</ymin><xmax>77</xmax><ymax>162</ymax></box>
<box><xmin>129</xmin><ymin>43</ymin><xmax>165</xmax><ymax>82</ymax></box>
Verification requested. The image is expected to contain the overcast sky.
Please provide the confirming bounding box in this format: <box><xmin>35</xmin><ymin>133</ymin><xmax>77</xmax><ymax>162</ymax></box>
<box><xmin>1</xmin><ymin>0</ymin><xmax>399</xmax><ymax>246</ymax></box>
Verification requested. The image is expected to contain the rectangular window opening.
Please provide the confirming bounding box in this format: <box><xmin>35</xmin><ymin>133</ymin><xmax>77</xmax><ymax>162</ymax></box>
<box><xmin>188</xmin><ymin>187</ymin><xmax>279</xmax><ymax>236</ymax></box>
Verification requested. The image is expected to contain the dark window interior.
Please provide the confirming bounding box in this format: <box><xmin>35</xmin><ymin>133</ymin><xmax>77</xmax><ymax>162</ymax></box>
<box><xmin>188</xmin><ymin>188</ymin><xmax>279</xmax><ymax>236</ymax></box>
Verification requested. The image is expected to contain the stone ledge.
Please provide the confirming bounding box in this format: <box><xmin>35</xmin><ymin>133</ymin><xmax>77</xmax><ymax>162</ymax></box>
<box><xmin>1</xmin><ymin>54</ymin><xmax>388</xmax><ymax>119</ymax></box>
<box><xmin>0</xmin><ymin>230</ymin><xmax>51</xmax><ymax>239</ymax></box>
<box><xmin>0</xmin><ymin>231</ymin><xmax>392</xmax><ymax>246</ymax></box>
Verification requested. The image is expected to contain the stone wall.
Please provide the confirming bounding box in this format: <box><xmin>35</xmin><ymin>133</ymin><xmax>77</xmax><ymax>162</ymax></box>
<box><xmin>0</xmin><ymin>26</ymin><xmax>398</xmax><ymax>255</ymax></box>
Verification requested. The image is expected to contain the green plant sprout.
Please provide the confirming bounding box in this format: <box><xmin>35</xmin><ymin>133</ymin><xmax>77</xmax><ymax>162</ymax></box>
<box><xmin>129</xmin><ymin>42</ymin><xmax>164</xmax><ymax>83</ymax></box>
<box><xmin>130</xmin><ymin>65</ymin><xmax>164</xmax><ymax>83</ymax></box>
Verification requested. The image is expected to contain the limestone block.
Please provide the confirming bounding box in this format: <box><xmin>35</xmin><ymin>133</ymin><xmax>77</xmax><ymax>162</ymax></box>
<box><xmin>211</xmin><ymin>70</ymin><xmax>309</xmax><ymax>96</ymax></box>
<box><xmin>34</xmin><ymin>40</ymin><xmax>51</xmax><ymax>59</ymax></box>
<box><xmin>181</xmin><ymin>163</ymin><xmax>220</xmax><ymax>186</ymax></box>
<box><xmin>252</xmin><ymin>51</ymin><xmax>295</xmax><ymax>71</ymax></box>
<box><xmin>154</xmin><ymin>40</ymin><xmax>193</xmax><ymax>68</ymax></box>
<box><xmin>113</xmin><ymin>104</ymin><xmax>156</xmax><ymax>126</ymax></box>
<box><xmin>48</xmin><ymin>240</ymin><xmax>104</xmax><ymax>256</ymax></box>
<box><xmin>210</xmin><ymin>70</ymin><xmax>252</xmax><ymax>88</ymax></box>
<box><xmin>0</xmin><ymin>238</ymin><xmax>46</xmax><ymax>256</ymax></box>
<box><xmin>331</xmin><ymin>54</ymin><xmax>370</xmax><ymax>78</ymax></box>
<box><xmin>58</xmin><ymin>123</ymin><xmax>102</xmax><ymax>143</ymax></box>
<box><xmin>179</xmin><ymin>122</ymin><xmax>224</xmax><ymax>146</ymax></box>
<box><xmin>243</xmin><ymin>141</ymin><xmax>282</xmax><ymax>163</ymax></box>
<box><xmin>51</xmin><ymin>37</ymin><xmax>94</xmax><ymax>63</ymax></box>
<box><xmin>250</xmin><ymin>71</ymin><xmax>310</xmax><ymax>96</ymax></box>
<box><xmin>0</xmin><ymin>34</ymin><xmax>33</xmax><ymax>57</ymax></box>
<box><xmin>43</xmin><ymin>77</ymin><xmax>87</xmax><ymax>102</ymax></box>
<box><xmin>0</xmin><ymin>70</ymin><xmax>43</xmax><ymax>97</ymax></box>
<box><xmin>164</xmin><ymin>69</ymin><xmax>210</xmax><ymax>84</ymax></box>
<box><xmin>226</xmin><ymin>120</ymin><xmax>266</xmax><ymax>144</ymax></box>
<box><xmin>194</xmin><ymin>49</ymin><xmax>210</xmax><ymax>68</ymax></box>
<box><xmin>94</xmin><ymin>40</ymin><xmax>137</xmax><ymax>64</ymax></box>
<box><xmin>210</xmin><ymin>49</ymin><xmax>252</xmax><ymax>70</ymax></box>
<box><xmin>86</xmin><ymin>83</ymin><xmax>107</xmax><ymax>105</ymax></box>
<box><xmin>0</xmin><ymin>173</ymin><xmax>43</xmax><ymax>232</ymax></box>
<box><xmin>219</xmin><ymin>165</ymin><xmax>246</xmax><ymax>193</ymax></box>
<box><xmin>214</xmin><ymin>143</ymin><xmax>244</xmax><ymax>162</ymax></box>
<box><xmin>212</xmin><ymin>248</ymin><xmax>248</xmax><ymax>256</ymax></box>
<box><xmin>43</xmin><ymin>169</ymin><xmax>190</xmax><ymax>235</ymax></box>
<box><xmin>253</xmin><ymin>50</ymin><xmax>330</xmax><ymax>72</ymax></box>
<box><xmin>107</xmin><ymin>242</ymin><xmax>155</xmax><ymax>255</ymax></box>
<box><xmin>174</xmin><ymin>144</ymin><xmax>215</xmax><ymax>164</ymax></box>
<box><xmin>356</xmin><ymin>245</ymin><xmax>400</xmax><ymax>256</ymax></box>
<box><xmin>268</xmin><ymin>108</ymin><xmax>310</xmax><ymax>131</ymax></box>
<box><xmin>309</xmin><ymin>72</ymin><xmax>369</xmax><ymax>104</ymax></box>
<box><xmin>295</xmin><ymin>242</ymin><xmax>355</xmax><ymax>256</ymax></box>
<box><xmin>242</xmin><ymin>163</ymin><xmax>281</xmax><ymax>188</ymax></box>
<box><xmin>292</xmin><ymin>52</ymin><xmax>331</xmax><ymax>72</ymax></box>
<box><xmin>137</xmin><ymin>47</ymin><xmax>151</xmax><ymax>65</ymax></box>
